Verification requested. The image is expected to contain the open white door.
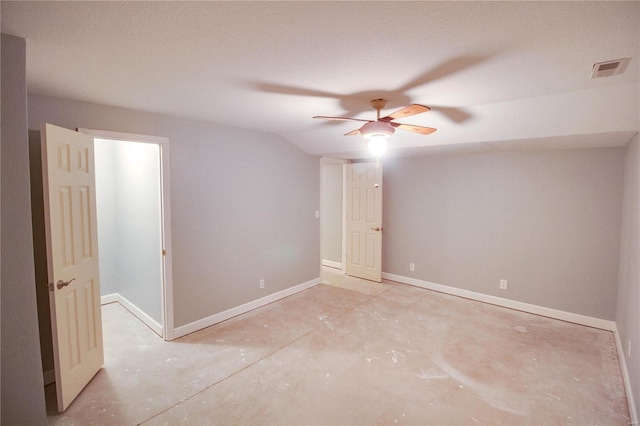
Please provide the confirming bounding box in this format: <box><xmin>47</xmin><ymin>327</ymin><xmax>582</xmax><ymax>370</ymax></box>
<box><xmin>345</xmin><ymin>162</ymin><xmax>383</xmax><ymax>282</ymax></box>
<box><xmin>42</xmin><ymin>123</ymin><xmax>104</xmax><ymax>411</ymax></box>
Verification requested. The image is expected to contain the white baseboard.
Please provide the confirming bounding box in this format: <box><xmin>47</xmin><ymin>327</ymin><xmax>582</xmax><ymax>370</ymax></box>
<box><xmin>101</xmin><ymin>293</ymin><xmax>163</xmax><ymax>337</ymax></box>
<box><xmin>174</xmin><ymin>277</ymin><xmax>321</xmax><ymax>339</ymax></box>
<box><xmin>100</xmin><ymin>293</ymin><xmax>120</xmax><ymax>305</ymax></box>
<box><xmin>43</xmin><ymin>369</ymin><xmax>55</xmax><ymax>386</ymax></box>
<box><xmin>613</xmin><ymin>324</ymin><xmax>638</xmax><ymax>424</ymax></box>
<box><xmin>382</xmin><ymin>273</ymin><xmax>616</xmax><ymax>331</ymax></box>
<box><xmin>322</xmin><ymin>259</ymin><xmax>342</xmax><ymax>269</ymax></box>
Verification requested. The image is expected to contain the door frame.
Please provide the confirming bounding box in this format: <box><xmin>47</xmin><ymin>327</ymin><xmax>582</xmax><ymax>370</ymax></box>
<box><xmin>78</xmin><ymin>128</ymin><xmax>175</xmax><ymax>341</ymax></box>
<box><xmin>319</xmin><ymin>159</ymin><xmax>384</xmax><ymax>279</ymax></box>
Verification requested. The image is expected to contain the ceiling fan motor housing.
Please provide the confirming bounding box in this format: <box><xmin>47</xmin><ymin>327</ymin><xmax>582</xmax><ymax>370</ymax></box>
<box><xmin>361</xmin><ymin>121</ymin><xmax>395</xmax><ymax>139</ymax></box>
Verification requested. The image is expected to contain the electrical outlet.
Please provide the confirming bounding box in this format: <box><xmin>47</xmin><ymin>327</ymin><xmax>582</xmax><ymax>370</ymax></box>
<box><xmin>259</xmin><ymin>279</ymin><xmax>265</xmax><ymax>289</ymax></box>
<box><xmin>409</xmin><ymin>263</ymin><xmax>415</xmax><ymax>272</ymax></box>
<box><xmin>500</xmin><ymin>279</ymin><xmax>508</xmax><ymax>290</ymax></box>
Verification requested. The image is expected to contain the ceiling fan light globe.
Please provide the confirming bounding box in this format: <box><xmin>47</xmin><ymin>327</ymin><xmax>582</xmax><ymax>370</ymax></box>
<box><xmin>368</xmin><ymin>136</ymin><xmax>388</xmax><ymax>157</ymax></box>
<box><xmin>360</xmin><ymin>121</ymin><xmax>395</xmax><ymax>139</ymax></box>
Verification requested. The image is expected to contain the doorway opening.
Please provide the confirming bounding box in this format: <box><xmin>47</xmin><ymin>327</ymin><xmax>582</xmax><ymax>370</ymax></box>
<box><xmin>80</xmin><ymin>129</ymin><xmax>174</xmax><ymax>340</ymax></box>
<box><xmin>320</xmin><ymin>158</ymin><xmax>384</xmax><ymax>282</ymax></box>
<box><xmin>320</xmin><ymin>158</ymin><xmax>347</xmax><ymax>270</ymax></box>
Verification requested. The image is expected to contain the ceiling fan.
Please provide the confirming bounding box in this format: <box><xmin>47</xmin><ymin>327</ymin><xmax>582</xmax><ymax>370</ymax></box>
<box><xmin>313</xmin><ymin>99</ymin><xmax>436</xmax><ymax>156</ymax></box>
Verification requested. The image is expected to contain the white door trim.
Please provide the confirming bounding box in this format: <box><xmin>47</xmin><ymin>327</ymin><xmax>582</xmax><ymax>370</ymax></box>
<box><xmin>78</xmin><ymin>128</ymin><xmax>175</xmax><ymax>341</ymax></box>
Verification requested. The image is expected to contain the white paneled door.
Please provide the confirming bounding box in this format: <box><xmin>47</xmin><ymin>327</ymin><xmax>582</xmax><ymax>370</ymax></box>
<box><xmin>42</xmin><ymin>123</ymin><xmax>104</xmax><ymax>412</ymax></box>
<box><xmin>345</xmin><ymin>163</ymin><xmax>383</xmax><ymax>282</ymax></box>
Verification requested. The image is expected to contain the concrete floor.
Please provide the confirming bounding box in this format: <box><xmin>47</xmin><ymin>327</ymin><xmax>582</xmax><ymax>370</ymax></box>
<box><xmin>46</xmin><ymin>267</ymin><xmax>630</xmax><ymax>425</ymax></box>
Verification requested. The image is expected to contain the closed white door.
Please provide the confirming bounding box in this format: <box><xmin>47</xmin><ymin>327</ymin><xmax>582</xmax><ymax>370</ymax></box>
<box><xmin>345</xmin><ymin>163</ymin><xmax>383</xmax><ymax>282</ymax></box>
<box><xmin>42</xmin><ymin>123</ymin><xmax>104</xmax><ymax>412</ymax></box>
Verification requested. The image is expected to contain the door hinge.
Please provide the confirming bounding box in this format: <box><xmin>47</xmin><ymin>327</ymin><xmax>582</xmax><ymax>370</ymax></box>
<box><xmin>162</xmin><ymin>249</ymin><xmax>166</xmax><ymax>256</ymax></box>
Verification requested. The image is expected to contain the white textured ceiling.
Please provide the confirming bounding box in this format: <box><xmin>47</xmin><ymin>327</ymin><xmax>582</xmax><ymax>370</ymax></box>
<box><xmin>2</xmin><ymin>1</ymin><xmax>639</xmax><ymax>159</ymax></box>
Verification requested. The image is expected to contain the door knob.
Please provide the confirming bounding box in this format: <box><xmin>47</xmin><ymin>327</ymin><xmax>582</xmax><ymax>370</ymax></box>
<box><xmin>56</xmin><ymin>278</ymin><xmax>76</xmax><ymax>290</ymax></box>
<box><xmin>371</xmin><ymin>227</ymin><xmax>382</xmax><ymax>231</ymax></box>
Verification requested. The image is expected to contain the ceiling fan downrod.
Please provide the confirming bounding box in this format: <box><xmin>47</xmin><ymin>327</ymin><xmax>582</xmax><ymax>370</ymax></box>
<box><xmin>370</xmin><ymin>98</ymin><xmax>388</xmax><ymax>121</ymax></box>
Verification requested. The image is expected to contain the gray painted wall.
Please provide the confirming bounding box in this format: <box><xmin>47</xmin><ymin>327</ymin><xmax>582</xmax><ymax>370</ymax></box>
<box><xmin>27</xmin><ymin>93</ymin><xmax>320</xmax><ymax>332</ymax></box>
<box><xmin>95</xmin><ymin>140</ymin><xmax>118</xmax><ymax>295</ymax></box>
<box><xmin>1</xmin><ymin>33</ymin><xmax>47</xmax><ymax>425</ymax></box>
<box><xmin>321</xmin><ymin>163</ymin><xmax>343</xmax><ymax>264</ymax></box>
<box><xmin>383</xmin><ymin>148</ymin><xmax>625</xmax><ymax>320</ymax></box>
<box><xmin>114</xmin><ymin>141</ymin><xmax>163</xmax><ymax>322</ymax></box>
<box><xmin>95</xmin><ymin>139</ymin><xmax>163</xmax><ymax>323</ymax></box>
<box><xmin>616</xmin><ymin>134</ymin><xmax>640</xmax><ymax>414</ymax></box>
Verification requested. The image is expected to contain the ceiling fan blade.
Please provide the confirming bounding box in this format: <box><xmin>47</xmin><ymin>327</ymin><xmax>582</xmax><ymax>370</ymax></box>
<box><xmin>344</xmin><ymin>129</ymin><xmax>361</xmax><ymax>136</ymax></box>
<box><xmin>430</xmin><ymin>106</ymin><xmax>472</xmax><ymax>123</ymax></box>
<box><xmin>392</xmin><ymin>123</ymin><xmax>437</xmax><ymax>135</ymax></box>
<box><xmin>396</xmin><ymin>56</ymin><xmax>487</xmax><ymax>93</ymax></box>
<box><xmin>256</xmin><ymin>82</ymin><xmax>341</xmax><ymax>100</ymax></box>
<box><xmin>313</xmin><ymin>115</ymin><xmax>372</xmax><ymax>123</ymax></box>
<box><xmin>381</xmin><ymin>104</ymin><xmax>431</xmax><ymax>121</ymax></box>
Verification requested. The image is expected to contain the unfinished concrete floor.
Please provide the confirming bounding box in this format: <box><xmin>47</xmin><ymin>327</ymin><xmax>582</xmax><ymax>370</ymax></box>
<box><xmin>46</xmin><ymin>267</ymin><xmax>630</xmax><ymax>425</ymax></box>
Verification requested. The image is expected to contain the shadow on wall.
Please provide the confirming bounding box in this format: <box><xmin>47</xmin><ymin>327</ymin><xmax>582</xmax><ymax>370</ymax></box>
<box><xmin>28</xmin><ymin>128</ymin><xmax>55</xmax><ymax>379</ymax></box>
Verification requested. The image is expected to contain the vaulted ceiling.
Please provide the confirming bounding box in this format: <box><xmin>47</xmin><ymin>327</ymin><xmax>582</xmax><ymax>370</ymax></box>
<box><xmin>2</xmin><ymin>1</ymin><xmax>639</xmax><ymax>159</ymax></box>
